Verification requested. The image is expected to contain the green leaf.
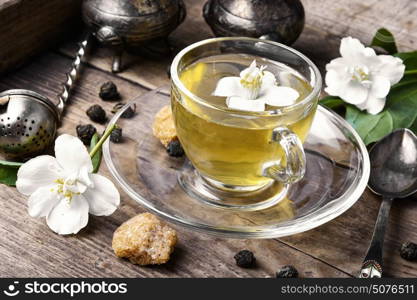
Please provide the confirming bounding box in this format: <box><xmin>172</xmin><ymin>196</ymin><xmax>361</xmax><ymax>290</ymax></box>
<box><xmin>319</xmin><ymin>96</ymin><xmax>347</xmax><ymax>116</ymax></box>
<box><xmin>396</xmin><ymin>52</ymin><xmax>417</xmax><ymax>79</ymax></box>
<box><xmin>320</xmin><ymin>96</ymin><xmax>344</xmax><ymax>109</ymax></box>
<box><xmin>371</xmin><ymin>28</ymin><xmax>398</xmax><ymax>54</ymax></box>
<box><xmin>344</xmin><ymin>77</ymin><xmax>417</xmax><ymax>145</ymax></box>
<box><xmin>345</xmin><ymin>106</ymin><xmax>393</xmax><ymax>144</ymax></box>
<box><xmin>395</xmin><ymin>52</ymin><xmax>417</xmax><ymax>79</ymax></box>
<box><xmin>404</xmin><ymin>61</ymin><xmax>417</xmax><ymax>71</ymax></box>
<box><xmin>394</xmin><ymin>51</ymin><xmax>417</xmax><ymax>61</ymax></box>
<box><xmin>0</xmin><ymin>160</ymin><xmax>23</xmax><ymax>186</ymax></box>
<box><xmin>393</xmin><ymin>75</ymin><xmax>417</xmax><ymax>88</ymax></box>
<box><xmin>90</xmin><ymin>133</ymin><xmax>102</xmax><ymax>173</ymax></box>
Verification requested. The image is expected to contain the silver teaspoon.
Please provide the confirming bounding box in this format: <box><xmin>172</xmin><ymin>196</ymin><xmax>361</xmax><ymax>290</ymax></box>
<box><xmin>359</xmin><ymin>128</ymin><xmax>417</xmax><ymax>278</ymax></box>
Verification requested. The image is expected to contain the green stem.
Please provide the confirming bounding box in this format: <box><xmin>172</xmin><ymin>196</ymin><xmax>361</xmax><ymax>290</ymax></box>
<box><xmin>405</xmin><ymin>70</ymin><xmax>417</xmax><ymax>75</ymax></box>
<box><xmin>0</xmin><ymin>160</ymin><xmax>23</xmax><ymax>167</ymax></box>
<box><xmin>89</xmin><ymin>123</ymin><xmax>117</xmax><ymax>158</ymax></box>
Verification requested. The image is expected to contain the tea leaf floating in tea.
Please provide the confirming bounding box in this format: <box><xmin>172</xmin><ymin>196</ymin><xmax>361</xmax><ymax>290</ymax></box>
<box><xmin>213</xmin><ymin>60</ymin><xmax>299</xmax><ymax>111</ymax></box>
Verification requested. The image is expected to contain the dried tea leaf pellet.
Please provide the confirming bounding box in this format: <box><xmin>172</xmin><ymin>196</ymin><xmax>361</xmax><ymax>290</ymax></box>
<box><xmin>276</xmin><ymin>265</ymin><xmax>299</xmax><ymax>278</ymax></box>
<box><xmin>76</xmin><ymin>124</ymin><xmax>97</xmax><ymax>145</ymax></box>
<box><xmin>400</xmin><ymin>242</ymin><xmax>417</xmax><ymax>261</ymax></box>
<box><xmin>234</xmin><ymin>250</ymin><xmax>256</xmax><ymax>268</ymax></box>
<box><xmin>110</xmin><ymin>127</ymin><xmax>123</xmax><ymax>143</ymax></box>
<box><xmin>99</xmin><ymin>81</ymin><xmax>120</xmax><ymax>101</ymax></box>
<box><xmin>112</xmin><ymin>102</ymin><xmax>136</xmax><ymax>119</ymax></box>
<box><xmin>166</xmin><ymin>139</ymin><xmax>184</xmax><ymax>157</ymax></box>
<box><xmin>87</xmin><ymin>104</ymin><xmax>107</xmax><ymax>124</ymax></box>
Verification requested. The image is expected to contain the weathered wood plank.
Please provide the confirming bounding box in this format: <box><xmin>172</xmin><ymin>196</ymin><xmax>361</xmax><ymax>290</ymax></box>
<box><xmin>1</xmin><ymin>0</ymin><xmax>417</xmax><ymax>278</ymax></box>
<box><xmin>302</xmin><ymin>0</ymin><xmax>417</xmax><ymax>51</ymax></box>
<box><xmin>0</xmin><ymin>52</ymin><xmax>347</xmax><ymax>278</ymax></box>
<box><xmin>0</xmin><ymin>0</ymin><xmax>82</xmax><ymax>73</ymax></box>
<box><xmin>281</xmin><ymin>190</ymin><xmax>417</xmax><ymax>278</ymax></box>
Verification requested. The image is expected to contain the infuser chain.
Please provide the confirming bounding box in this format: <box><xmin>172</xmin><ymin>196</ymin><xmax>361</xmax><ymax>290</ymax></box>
<box><xmin>57</xmin><ymin>33</ymin><xmax>91</xmax><ymax>116</ymax></box>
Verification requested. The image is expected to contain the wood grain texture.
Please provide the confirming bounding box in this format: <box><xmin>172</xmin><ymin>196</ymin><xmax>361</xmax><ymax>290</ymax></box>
<box><xmin>0</xmin><ymin>0</ymin><xmax>82</xmax><ymax>73</ymax></box>
<box><xmin>0</xmin><ymin>53</ymin><xmax>347</xmax><ymax>278</ymax></box>
<box><xmin>0</xmin><ymin>0</ymin><xmax>416</xmax><ymax>278</ymax></box>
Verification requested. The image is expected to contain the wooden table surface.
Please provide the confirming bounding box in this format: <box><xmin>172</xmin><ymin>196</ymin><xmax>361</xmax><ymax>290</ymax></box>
<box><xmin>1</xmin><ymin>0</ymin><xmax>417</xmax><ymax>278</ymax></box>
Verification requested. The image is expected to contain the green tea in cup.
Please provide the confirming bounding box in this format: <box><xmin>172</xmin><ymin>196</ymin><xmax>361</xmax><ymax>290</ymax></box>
<box><xmin>171</xmin><ymin>38</ymin><xmax>321</xmax><ymax>210</ymax></box>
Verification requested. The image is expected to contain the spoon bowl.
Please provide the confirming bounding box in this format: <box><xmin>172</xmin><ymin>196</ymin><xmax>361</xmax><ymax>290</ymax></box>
<box><xmin>368</xmin><ymin>128</ymin><xmax>417</xmax><ymax>198</ymax></box>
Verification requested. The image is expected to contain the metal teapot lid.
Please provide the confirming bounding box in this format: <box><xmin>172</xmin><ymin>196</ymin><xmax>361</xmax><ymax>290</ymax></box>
<box><xmin>84</xmin><ymin>0</ymin><xmax>173</xmax><ymax>17</ymax></box>
<box><xmin>217</xmin><ymin>0</ymin><xmax>303</xmax><ymax>20</ymax></box>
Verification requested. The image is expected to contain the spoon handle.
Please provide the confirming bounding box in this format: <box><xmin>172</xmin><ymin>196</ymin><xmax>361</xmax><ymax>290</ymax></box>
<box><xmin>359</xmin><ymin>196</ymin><xmax>393</xmax><ymax>278</ymax></box>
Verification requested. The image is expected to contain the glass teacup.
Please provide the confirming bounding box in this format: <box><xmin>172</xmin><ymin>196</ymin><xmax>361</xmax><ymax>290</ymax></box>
<box><xmin>170</xmin><ymin>37</ymin><xmax>322</xmax><ymax>211</ymax></box>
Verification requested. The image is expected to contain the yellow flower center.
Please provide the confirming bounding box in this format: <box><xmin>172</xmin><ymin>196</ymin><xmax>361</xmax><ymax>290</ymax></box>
<box><xmin>51</xmin><ymin>178</ymin><xmax>80</xmax><ymax>203</ymax></box>
<box><xmin>240</xmin><ymin>66</ymin><xmax>266</xmax><ymax>100</ymax></box>
<box><xmin>351</xmin><ymin>66</ymin><xmax>370</xmax><ymax>82</ymax></box>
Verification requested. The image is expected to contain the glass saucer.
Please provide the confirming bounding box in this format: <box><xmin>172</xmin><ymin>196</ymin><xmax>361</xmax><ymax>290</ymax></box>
<box><xmin>103</xmin><ymin>88</ymin><xmax>370</xmax><ymax>239</ymax></box>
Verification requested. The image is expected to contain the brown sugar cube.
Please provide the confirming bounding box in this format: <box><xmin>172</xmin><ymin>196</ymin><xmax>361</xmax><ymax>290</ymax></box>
<box><xmin>152</xmin><ymin>105</ymin><xmax>177</xmax><ymax>147</ymax></box>
<box><xmin>112</xmin><ymin>213</ymin><xmax>177</xmax><ymax>265</ymax></box>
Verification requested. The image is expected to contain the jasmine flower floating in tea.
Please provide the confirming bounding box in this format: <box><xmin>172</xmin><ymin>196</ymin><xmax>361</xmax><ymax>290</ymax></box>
<box><xmin>213</xmin><ymin>60</ymin><xmax>300</xmax><ymax>111</ymax></box>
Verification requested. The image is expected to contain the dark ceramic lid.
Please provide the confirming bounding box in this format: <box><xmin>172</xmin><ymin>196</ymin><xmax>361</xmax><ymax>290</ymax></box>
<box><xmin>218</xmin><ymin>0</ymin><xmax>300</xmax><ymax>20</ymax></box>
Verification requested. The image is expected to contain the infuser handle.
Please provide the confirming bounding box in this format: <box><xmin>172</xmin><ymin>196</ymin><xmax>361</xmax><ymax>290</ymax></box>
<box><xmin>57</xmin><ymin>32</ymin><xmax>91</xmax><ymax>116</ymax></box>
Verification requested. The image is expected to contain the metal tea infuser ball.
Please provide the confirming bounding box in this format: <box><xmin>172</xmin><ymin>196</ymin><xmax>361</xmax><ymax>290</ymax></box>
<box><xmin>0</xmin><ymin>36</ymin><xmax>89</xmax><ymax>160</ymax></box>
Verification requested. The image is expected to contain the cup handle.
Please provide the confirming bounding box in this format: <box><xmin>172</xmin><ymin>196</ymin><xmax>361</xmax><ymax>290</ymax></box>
<box><xmin>263</xmin><ymin>127</ymin><xmax>306</xmax><ymax>184</ymax></box>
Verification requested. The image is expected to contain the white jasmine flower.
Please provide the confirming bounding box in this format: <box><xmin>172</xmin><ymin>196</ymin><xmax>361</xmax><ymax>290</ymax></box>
<box><xmin>16</xmin><ymin>134</ymin><xmax>120</xmax><ymax>235</ymax></box>
<box><xmin>325</xmin><ymin>37</ymin><xmax>405</xmax><ymax>114</ymax></box>
<box><xmin>213</xmin><ymin>60</ymin><xmax>299</xmax><ymax>112</ymax></box>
